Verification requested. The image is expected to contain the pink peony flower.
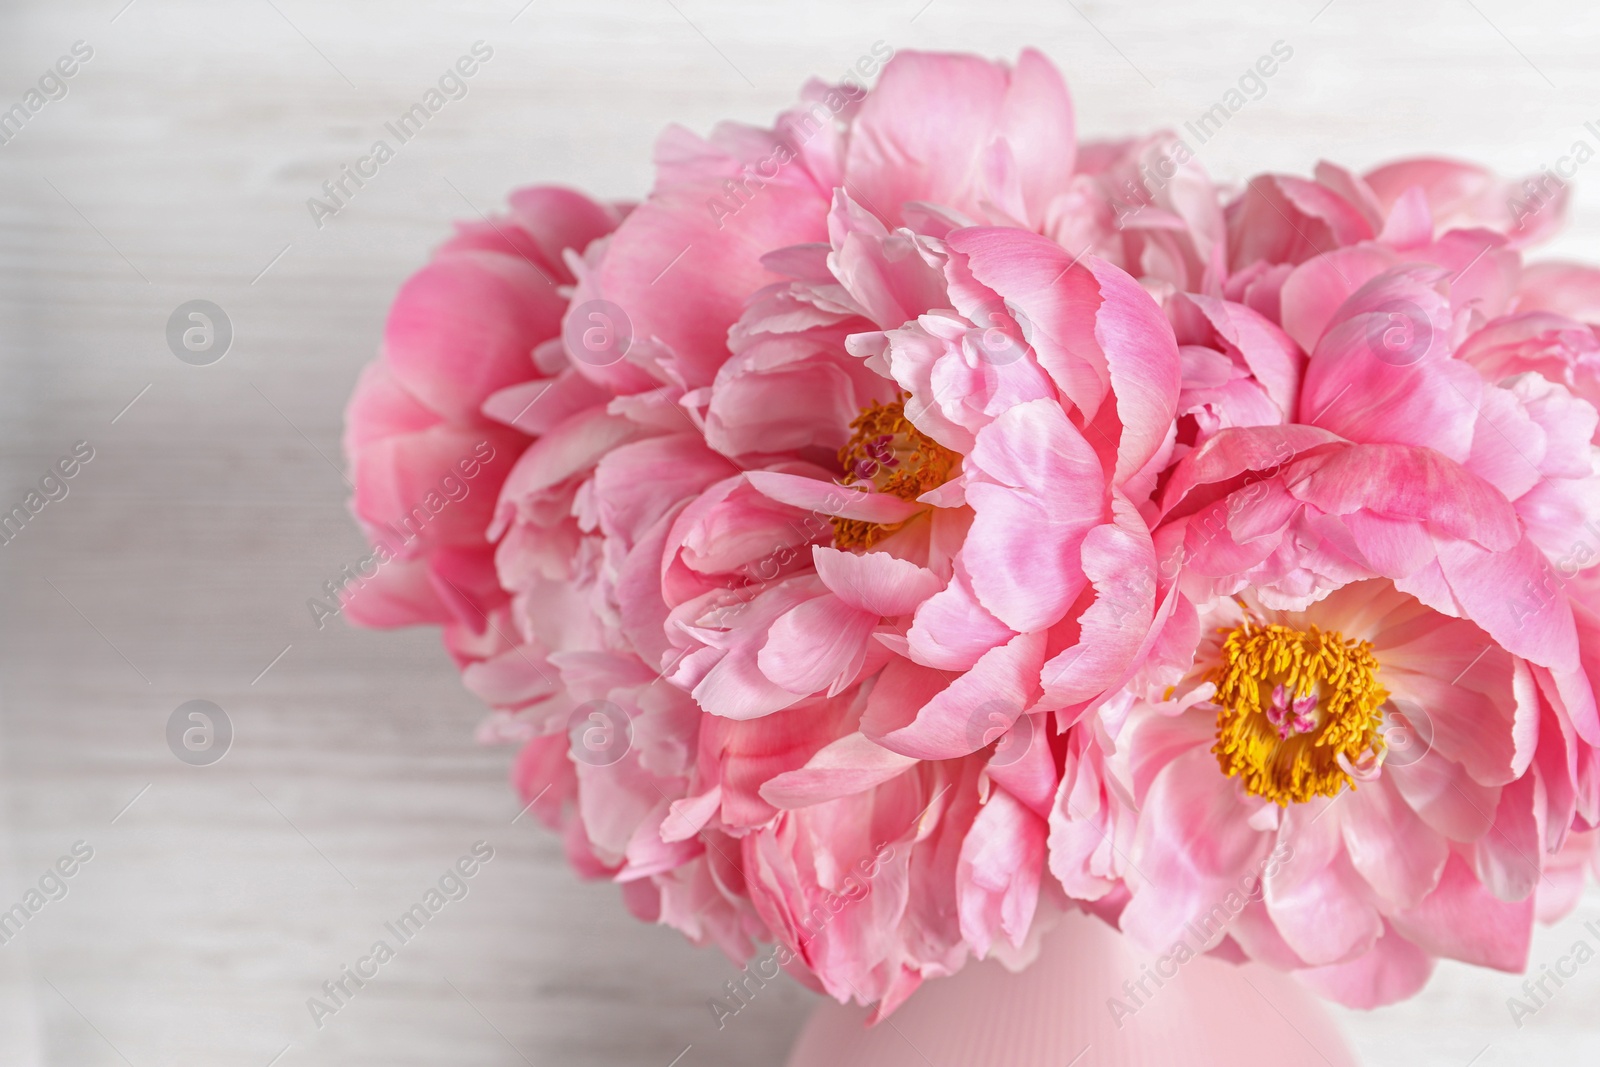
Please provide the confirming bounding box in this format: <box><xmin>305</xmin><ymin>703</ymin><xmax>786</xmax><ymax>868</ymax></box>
<box><xmin>345</xmin><ymin>46</ymin><xmax>1600</xmax><ymax>1020</ymax></box>
<box><xmin>1094</xmin><ymin>244</ymin><xmax>1600</xmax><ymax>1007</ymax></box>
<box><xmin>1112</xmin><ymin>578</ymin><xmax>1598</xmax><ymax>1007</ymax></box>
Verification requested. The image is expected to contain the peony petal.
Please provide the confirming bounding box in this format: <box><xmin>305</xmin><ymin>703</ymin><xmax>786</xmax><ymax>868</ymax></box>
<box><xmin>1389</xmin><ymin>853</ymin><xmax>1534</xmax><ymax>971</ymax></box>
<box><xmin>1340</xmin><ymin>774</ymin><xmax>1448</xmax><ymax>910</ymax></box>
<box><xmin>1285</xmin><ymin>444</ymin><xmax>1521</xmax><ymax>552</ymax></box>
<box><xmin>812</xmin><ymin>546</ymin><xmax>944</xmax><ymax>617</ymax></box>
<box><xmin>744</xmin><ymin>469</ymin><xmax>924</xmax><ymax>524</ymax></box>
<box><xmin>956</xmin><ymin>787</ymin><xmax>1046</xmax><ymax>955</ymax></box>
<box><xmin>759</xmin><ymin>733</ymin><xmax>919</xmax><ymax>809</ymax></box>
<box><xmin>1296</xmin><ymin>921</ymin><xmax>1434</xmax><ymax>1009</ymax></box>
<box><xmin>867</xmin><ymin>631</ymin><xmax>1046</xmax><ymax>760</ymax></box>
<box><xmin>843</xmin><ymin>52</ymin><xmax>1013</xmax><ymax>226</ymax></box>
<box><xmin>964</xmin><ymin>398</ymin><xmax>1104</xmax><ymax>632</ymax></box>
<box><xmin>384</xmin><ymin>250</ymin><xmax>565</xmax><ymax>423</ymax></box>
<box><xmin>1436</xmin><ymin>535</ymin><xmax>1580</xmax><ymax>673</ymax></box>
<box><xmin>758</xmin><ymin>594</ymin><xmax>876</xmax><ymax>695</ymax></box>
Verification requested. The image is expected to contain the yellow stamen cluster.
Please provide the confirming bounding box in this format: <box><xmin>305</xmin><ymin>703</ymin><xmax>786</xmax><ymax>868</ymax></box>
<box><xmin>1209</xmin><ymin>621</ymin><xmax>1387</xmax><ymax>805</ymax></box>
<box><xmin>831</xmin><ymin>396</ymin><xmax>959</xmax><ymax>551</ymax></box>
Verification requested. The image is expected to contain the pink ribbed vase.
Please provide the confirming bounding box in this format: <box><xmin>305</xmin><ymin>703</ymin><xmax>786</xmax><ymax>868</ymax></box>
<box><xmin>786</xmin><ymin>911</ymin><xmax>1360</xmax><ymax>1067</ymax></box>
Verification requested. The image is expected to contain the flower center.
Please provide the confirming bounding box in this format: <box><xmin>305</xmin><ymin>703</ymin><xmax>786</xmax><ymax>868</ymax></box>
<box><xmin>831</xmin><ymin>396</ymin><xmax>959</xmax><ymax>552</ymax></box>
<box><xmin>1208</xmin><ymin>621</ymin><xmax>1388</xmax><ymax>805</ymax></box>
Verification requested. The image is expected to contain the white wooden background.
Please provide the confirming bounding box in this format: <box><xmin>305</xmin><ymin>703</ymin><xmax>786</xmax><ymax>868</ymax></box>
<box><xmin>1</xmin><ymin>1</ymin><xmax>1598</xmax><ymax>1064</ymax></box>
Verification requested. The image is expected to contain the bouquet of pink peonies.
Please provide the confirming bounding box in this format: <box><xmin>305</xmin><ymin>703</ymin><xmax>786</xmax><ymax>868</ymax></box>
<box><xmin>343</xmin><ymin>48</ymin><xmax>1600</xmax><ymax>1021</ymax></box>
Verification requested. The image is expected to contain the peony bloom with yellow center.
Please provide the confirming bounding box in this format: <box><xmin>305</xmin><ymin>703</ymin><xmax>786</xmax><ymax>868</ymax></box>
<box><xmin>1094</xmin><ymin>320</ymin><xmax>1600</xmax><ymax>1009</ymax></box>
<box><xmin>1110</xmin><ymin>578</ymin><xmax>1598</xmax><ymax>1009</ymax></box>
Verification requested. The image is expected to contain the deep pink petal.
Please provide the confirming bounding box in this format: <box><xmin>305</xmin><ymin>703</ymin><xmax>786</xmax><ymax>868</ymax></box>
<box><xmin>384</xmin><ymin>250</ymin><xmax>564</xmax><ymax>423</ymax></box>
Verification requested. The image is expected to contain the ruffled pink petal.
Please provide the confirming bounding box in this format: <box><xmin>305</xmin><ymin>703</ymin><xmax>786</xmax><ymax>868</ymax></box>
<box><xmin>690</xmin><ymin>582</ymin><xmax>817</xmax><ymax>720</ymax></box>
<box><xmin>997</xmin><ymin>49</ymin><xmax>1077</xmax><ymax>225</ymax></box>
<box><xmin>1298</xmin><ymin>270</ymin><xmax>1481</xmax><ymax>459</ymax></box>
<box><xmin>956</xmin><ymin>787</ymin><xmax>1046</xmax><ymax>955</ymax></box>
<box><xmin>1120</xmin><ymin>748</ymin><xmax>1271</xmax><ymax>951</ymax></box>
<box><xmin>865</xmin><ymin>631</ymin><xmax>1046</xmax><ymax>760</ymax></box>
<box><xmin>344</xmin><ymin>360</ymin><xmax>442</xmax><ymax>452</ymax></box>
<box><xmin>480</xmin><ymin>369</ymin><xmax>609</xmax><ymax>436</ymax></box>
<box><xmin>1159</xmin><ymin>422</ymin><xmax>1341</xmax><ymax>517</ymax></box>
<box><xmin>506</xmin><ymin>186</ymin><xmax>624</xmax><ymax>275</ymax></box>
<box><xmin>744</xmin><ymin>470</ymin><xmax>924</xmax><ymax>524</ymax></box>
<box><xmin>1435</xmin><ymin>535</ymin><xmax>1579</xmax><ymax>673</ymax></box>
<box><xmin>705</xmin><ymin>356</ymin><xmax>862</xmax><ymax>458</ymax></box>
<box><xmin>950</xmin><ymin>231</ymin><xmax>1182</xmax><ymax>481</ymax></box>
<box><xmin>843</xmin><ymin>51</ymin><xmax>1035</xmax><ymax>227</ymax></box>
<box><xmin>1277</xmin><ymin>246</ymin><xmax>1401</xmax><ymax>355</ymax></box>
<box><xmin>1385</xmin><ymin>754</ymin><xmax>1501</xmax><ymax>843</ymax></box>
<box><xmin>702</xmin><ymin>697</ymin><xmax>858</xmax><ymax>830</ymax></box>
<box><xmin>1265</xmin><ymin>805</ymin><xmax>1382</xmax><ymax>966</ymax></box>
<box><xmin>759</xmin><ymin>732</ymin><xmax>919</xmax><ymax>809</ymax></box>
<box><xmin>339</xmin><ymin>556</ymin><xmax>452</xmax><ymax>628</ymax></box>
<box><xmin>905</xmin><ymin>562</ymin><xmax>1016</xmax><ymax>671</ymax></box>
<box><xmin>964</xmin><ymin>398</ymin><xmax>1103</xmax><ymax>632</ymax></box>
<box><xmin>586</xmin><ymin>126</ymin><xmax>829</xmax><ymax>392</ymax></box>
<box><xmin>812</xmin><ymin>546</ymin><xmax>943</xmax><ymax>617</ymax></box>
<box><xmin>350</xmin><ymin>425</ymin><xmax>520</xmax><ymax>553</ymax></box>
<box><xmin>1363</xmin><ymin>157</ymin><xmax>1567</xmax><ymax>247</ymax></box>
<box><xmin>1184</xmin><ymin>294</ymin><xmax>1303</xmax><ymax>417</ymax></box>
<box><xmin>495</xmin><ymin>408</ymin><xmax>643</xmax><ymax>514</ymax></box>
<box><xmin>1038</xmin><ymin>502</ymin><xmax>1159</xmax><ymax>710</ymax></box>
<box><xmin>758</xmin><ymin>594</ymin><xmax>876</xmax><ymax>695</ymax></box>
<box><xmin>591</xmin><ymin>434</ymin><xmax>731</xmax><ymax>549</ymax></box>
<box><xmin>1377</xmin><ymin>616</ymin><xmax>1526</xmax><ymax>786</ymax></box>
<box><xmin>1284</xmin><ymin>444</ymin><xmax>1521</xmax><ymax>552</ymax></box>
<box><xmin>1473</xmin><ymin>771</ymin><xmax>1542</xmax><ymax>902</ymax></box>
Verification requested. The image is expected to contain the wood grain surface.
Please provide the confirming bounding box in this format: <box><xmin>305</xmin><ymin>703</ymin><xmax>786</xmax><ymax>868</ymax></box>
<box><xmin>1</xmin><ymin>1</ymin><xmax>1597</xmax><ymax>1064</ymax></box>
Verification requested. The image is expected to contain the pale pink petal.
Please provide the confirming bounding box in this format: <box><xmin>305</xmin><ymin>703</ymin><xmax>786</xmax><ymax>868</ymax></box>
<box><xmin>1340</xmin><ymin>774</ymin><xmax>1448</xmax><ymax>910</ymax></box>
<box><xmin>965</xmin><ymin>399</ymin><xmax>1103</xmax><ymax>632</ymax></box>
<box><xmin>758</xmin><ymin>594</ymin><xmax>876</xmax><ymax>695</ymax></box>
<box><xmin>812</xmin><ymin>546</ymin><xmax>944</xmax><ymax>617</ymax></box>
<box><xmin>1389</xmin><ymin>853</ymin><xmax>1535</xmax><ymax>971</ymax></box>
<box><xmin>1297</xmin><ymin>921</ymin><xmax>1434</xmax><ymax>1009</ymax></box>
<box><xmin>866</xmin><ymin>631</ymin><xmax>1047</xmax><ymax>760</ymax></box>
<box><xmin>956</xmin><ymin>788</ymin><xmax>1046</xmax><ymax>955</ymax></box>
<box><xmin>760</xmin><ymin>733</ymin><xmax>919</xmax><ymax>809</ymax></box>
<box><xmin>842</xmin><ymin>52</ymin><xmax>1013</xmax><ymax>226</ymax></box>
<box><xmin>744</xmin><ymin>469</ymin><xmax>924</xmax><ymax>524</ymax></box>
